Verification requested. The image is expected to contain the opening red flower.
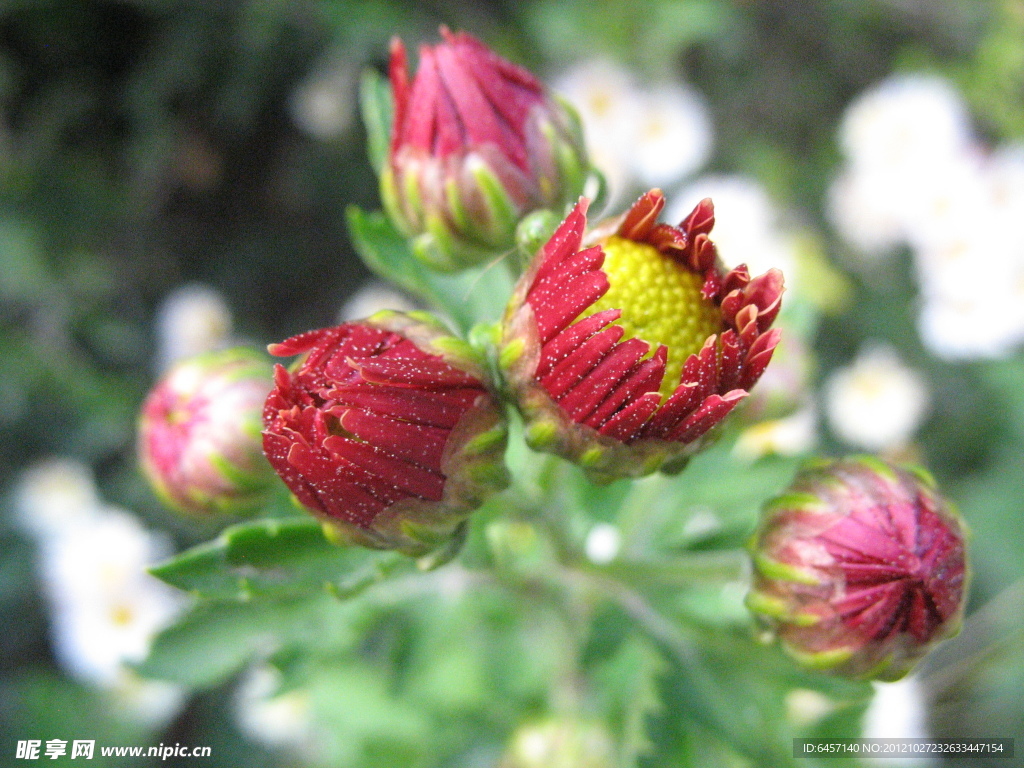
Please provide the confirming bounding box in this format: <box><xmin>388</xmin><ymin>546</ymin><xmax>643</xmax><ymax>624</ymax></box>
<box><xmin>262</xmin><ymin>312</ymin><xmax>508</xmax><ymax>554</ymax></box>
<box><xmin>382</xmin><ymin>27</ymin><xmax>589</xmax><ymax>270</ymax></box>
<box><xmin>747</xmin><ymin>456</ymin><xmax>968</xmax><ymax>680</ymax></box>
<box><xmin>500</xmin><ymin>189</ymin><xmax>783</xmax><ymax>481</ymax></box>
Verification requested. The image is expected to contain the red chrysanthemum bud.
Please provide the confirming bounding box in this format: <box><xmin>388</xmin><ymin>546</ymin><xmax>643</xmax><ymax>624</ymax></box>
<box><xmin>500</xmin><ymin>189</ymin><xmax>784</xmax><ymax>482</ymax></box>
<box><xmin>138</xmin><ymin>348</ymin><xmax>275</xmax><ymax>516</ymax></box>
<box><xmin>262</xmin><ymin>311</ymin><xmax>508</xmax><ymax>555</ymax></box>
<box><xmin>382</xmin><ymin>27</ymin><xmax>589</xmax><ymax>271</ymax></box>
<box><xmin>746</xmin><ymin>456</ymin><xmax>968</xmax><ymax>681</ymax></box>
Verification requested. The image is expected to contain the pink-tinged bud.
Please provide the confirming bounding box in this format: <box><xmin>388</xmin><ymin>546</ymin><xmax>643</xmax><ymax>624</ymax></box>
<box><xmin>747</xmin><ymin>456</ymin><xmax>968</xmax><ymax>681</ymax></box>
<box><xmin>138</xmin><ymin>348</ymin><xmax>275</xmax><ymax>516</ymax></box>
<box><xmin>500</xmin><ymin>190</ymin><xmax>784</xmax><ymax>482</ymax></box>
<box><xmin>382</xmin><ymin>27</ymin><xmax>589</xmax><ymax>271</ymax></box>
<box><xmin>262</xmin><ymin>311</ymin><xmax>508</xmax><ymax>555</ymax></box>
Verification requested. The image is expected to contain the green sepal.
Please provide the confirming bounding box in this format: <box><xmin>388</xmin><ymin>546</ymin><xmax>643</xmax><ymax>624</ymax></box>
<box><xmin>498</xmin><ymin>337</ymin><xmax>526</xmax><ymax>373</ymax></box>
<box><xmin>751</xmin><ymin>551</ymin><xmax>822</xmax><ymax>585</ymax></box>
<box><xmin>462</xmin><ymin>424</ymin><xmax>507</xmax><ymax>457</ymax></box>
<box><xmin>358</xmin><ymin>68</ymin><xmax>393</xmax><ymax>176</ymax></box>
<box><xmin>782</xmin><ymin>644</ymin><xmax>855</xmax><ymax>672</ymax></box>
<box><xmin>468</xmin><ymin>155</ymin><xmax>520</xmax><ymax>246</ymax></box>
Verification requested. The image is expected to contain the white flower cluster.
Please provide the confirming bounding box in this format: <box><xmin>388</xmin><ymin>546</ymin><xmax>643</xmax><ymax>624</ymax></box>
<box><xmin>825</xmin><ymin>343</ymin><xmax>930</xmax><ymax>451</ymax></box>
<box><xmin>15</xmin><ymin>459</ymin><xmax>185</xmax><ymax>725</ymax></box>
<box><xmin>554</xmin><ymin>60</ymin><xmax>712</xmax><ymax>205</ymax></box>
<box><xmin>831</xmin><ymin>73</ymin><xmax>1024</xmax><ymax>359</ymax></box>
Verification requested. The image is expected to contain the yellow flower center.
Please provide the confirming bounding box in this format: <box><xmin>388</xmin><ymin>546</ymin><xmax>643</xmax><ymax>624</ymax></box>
<box><xmin>585</xmin><ymin>236</ymin><xmax>722</xmax><ymax>399</ymax></box>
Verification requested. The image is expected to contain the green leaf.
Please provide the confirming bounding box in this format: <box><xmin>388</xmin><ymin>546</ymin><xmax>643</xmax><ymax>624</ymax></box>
<box><xmin>137</xmin><ymin>601</ymin><xmax>286</xmax><ymax>687</ymax></box>
<box><xmin>594</xmin><ymin>634</ymin><xmax>668</xmax><ymax>767</ymax></box>
<box><xmin>346</xmin><ymin>205</ymin><xmax>514</xmax><ymax>333</ymax></box>
<box><xmin>639</xmin><ymin>623</ymin><xmax>871</xmax><ymax>767</ymax></box>
<box><xmin>359</xmin><ymin>67</ymin><xmax>393</xmax><ymax>175</ymax></box>
<box><xmin>150</xmin><ymin>517</ymin><xmax>404</xmax><ymax>601</ymax></box>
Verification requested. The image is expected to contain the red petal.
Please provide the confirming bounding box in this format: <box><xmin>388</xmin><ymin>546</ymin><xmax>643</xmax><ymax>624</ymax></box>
<box><xmin>328</xmin><ymin>482</ymin><xmax>389</xmax><ymax>528</ymax></box>
<box><xmin>598</xmin><ymin>391</ymin><xmax>661</xmax><ymax>442</ymax></box>
<box><xmin>719</xmin><ymin>330</ymin><xmax>745</xmax><ymax>392</ymax></box>
<box><xmin>262</xmin><ymin>431</ymin><xmax>321</xmax><ymax>512</ymax></box>
<box><xmin>348</xmin><ymin>357</ymin><xmax>480</xmax><ymax>389</ymax></box>
<box><xmin>531</xmin><ymin>271</ymin><xmax>609</xmax><ymax>344</ymax></box>
<box><xmin>540</xmin><ymin>325</ymin><xmax>623</xmax><ymax>399</ymax></box>
<box><xmin>586</xmin><ymin>346</ymin><xmax>667</xmax><ymax>429</ymax></box>
<box><xmin>537</xmin><ymin>308</ymin><xmax>621</xmax><ymax>379</ymax></box>
<box><xmin>388</xmin><ymin>37</ymin><xmax>410</xmax><ymax>153</ymax></box>
<box><xmin>668</xmin><ymin>389</ymin><xmax>745</xmax><ymax>443</ymax></box>
<box><xmin>339</xmin><ymin>409</ymin><xmax>448</xmax><ymax>469</ymax></box>
<box><xmin>323</xmin><ymin>325</ymin><xmax>391</xmax><ymax>381</ymax></box>
<box><xmin>739</xmin><ymin>328</ymin><xmax>781</xmax><ymax>390</ymax></box>
<box><xmin>435</xmin><ymin>43</ymin><xmax>523</xmax><ymax>167</ymax></box>
<box><xmin>559</xmin><ymin>337</ymin><xmax>650</xmax><ymax>421</ymax></box>
<box><xmin>680</xmin><ymin>197</ymin><xmax>714</xmax><ymax>240</ymax></box>
<box><xmin>617</xmin><ymin>190</ymin><xmax>665</xmax><ymax>242</ymax></box>
<box><xmin>533</xmin><ymin>199</ymin><xmax>590</xmax><ymax>285</ymax></box>
<box><xmin>268</xmin><ymin>327</ymin><xmax>340</xmax><ymax>358</ymax></box>
<box><xmin>284</xmin><ymin>441</ymin><xmax>387</xmax><ymax>526</ymax></box>
<box><xmin>323</xmin><ymin>437</ymin><xmax>445</xmax><ymax>501</ymax></box>
<box><xmin>528</xmin><ymin>245</ymin><xmax>605</xmax><ymax>304</ymax></box>
<box><xmin>329</xmin><ymin>387</ymin><xmax>478</xmax><ymax>429</ymax></box>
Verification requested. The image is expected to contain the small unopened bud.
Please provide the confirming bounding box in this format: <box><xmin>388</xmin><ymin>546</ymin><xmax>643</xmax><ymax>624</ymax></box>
<box><xmin>382</xmin><ymin>28</ymin><xmax>590</xmax><ymax>270</ymax></box>
<box><xmin>747</xmin><ymin>456</ymin><xmax>968</xmax><ymax>681</ymax></box>
<box><xmin>138</xmin><ymin>348</ymin><xmax>275</xmax><ymax>516</ymax></box>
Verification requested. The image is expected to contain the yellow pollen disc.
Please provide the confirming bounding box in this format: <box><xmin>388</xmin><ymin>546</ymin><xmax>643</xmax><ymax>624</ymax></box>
<box><xmin>584</xmin><ymin>235</ymin><xmax>722</xmax><ymax>399</ymax></box>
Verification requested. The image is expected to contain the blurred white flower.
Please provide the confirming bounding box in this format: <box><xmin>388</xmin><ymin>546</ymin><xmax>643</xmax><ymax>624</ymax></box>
<box><xmin>629</xmin><ymin>84</ymin><xmax>712</xmax><ymax>188</ymax></box>
<box><xmin>337</xmin><ymin>281</ymin><xmax>419</xmax><ymax>322</ymax></box>
<box><xmin>831</xmin><ymin>73</ymin><xmax>1024</xmax><ymax>359</ymax></box>
<box><xmin>917</xmin><ymin>288</ymin><xmax>1024</xmax><ymax>361</ymax></box>
<box><xmin>108</xmin><ymin>669</ymin><xmax>186</xmax><ymax>728</ymax></box>
<box><xmin>291</xmin><ymin>60</ymin><xmax>356</xmax><ymax>141</ymax></box>
<box><xmin>733</xmin><ymin>405</ymin><xmax>817</xmax><ymax>460</ymax></box>
<box><xmin>555</xmin><ymin>60</ymin><xmax>712</xmax><ymax>204</ymax></box>
<box><xmin>862</xmin><ymin>676</ymin><xmax>934</xmax><ymax>766</ymax></box>
<box><xmin>235</xmin><ymin>665</ymin><xmax>315</xmax><ymax>751</ymax></box>
<box><xmin>155</xmin><ymin>283</ymin><xmax>232</xmax><ymax>371</ymax></box>
<box><xmin>830</xmin><ymin>74</ymin><xmax>975</xmax><ymax>261</ymax></box>
<box><xmin>584</xmin><ymin>523</ymin><xmax>621</xmax><ymax>565</ymax></box>
<box><xmin>825</xmin><ymin>344</ymin><xmax>929</xmax><ymax>451</ymax></box>
<box><xmin>904</xmin><ymin>154</ymin><xmax>989</xmax><ymax>255</ymax></box>
<box><xmin>828</xmin><ymin>168</ymin><xmax>913</xmax><ymax>257</ymax></box>
<box><xmin>909</xmin><ymin>153</ymin><xmax>1024</xmax><ymax>359</ymax></box>
<box><xmin>15</xmin><ymin>458</ymin><xmax>103</xmax><ymax>543</ymax></box>
<box><xmin>669</xmin><ymin>175</ymin><xmax>799</xmax><ymax>288</ymax></box>
<box><xmin>839</xmin><ymin>73</ymin><xmax>972</xmax><ymax>174</ymax></box>
<box><xmin>554</xmin><ymin>60</ymin><xmax>640</xmax><ymax>204</ymax></box>
<box><xmin>40</xmin><ymin>507</ymin><xmax>184</xmax><ymax>688</ymax></box>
